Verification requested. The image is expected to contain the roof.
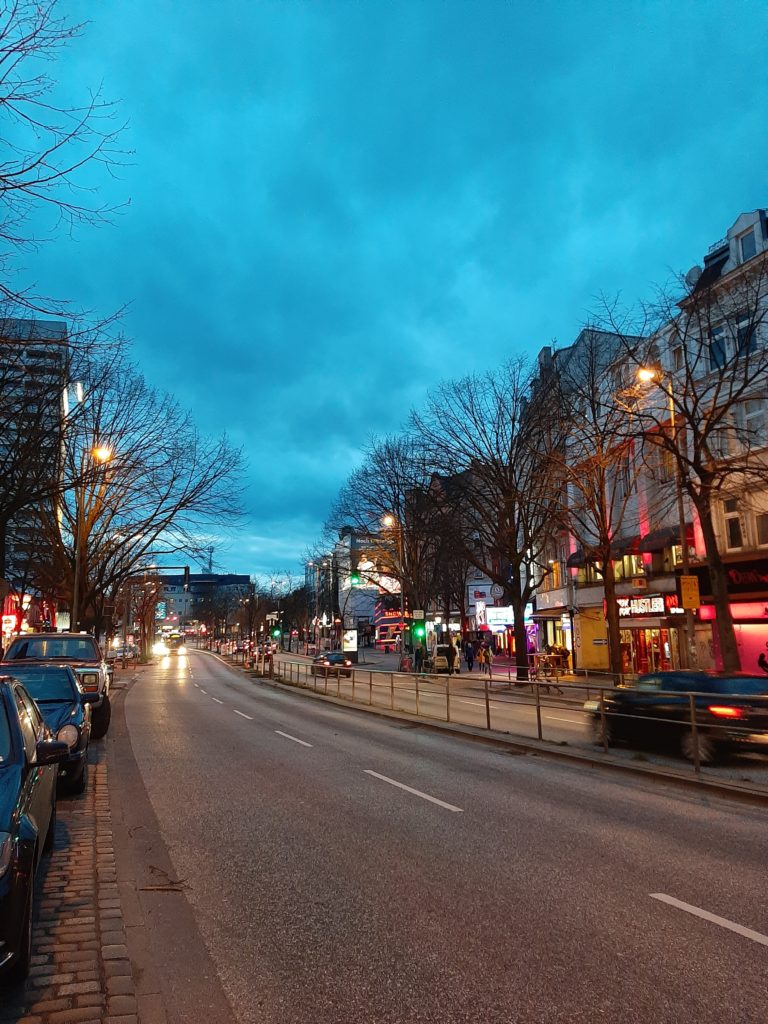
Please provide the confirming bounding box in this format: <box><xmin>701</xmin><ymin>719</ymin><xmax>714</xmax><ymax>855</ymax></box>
<box><xmin>0</xmin><ymin>318</ymin><xmax>68</xmax><ymax>344</ymax></box>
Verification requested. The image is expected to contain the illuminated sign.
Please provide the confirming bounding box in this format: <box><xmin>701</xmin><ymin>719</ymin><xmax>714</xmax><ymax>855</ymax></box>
<box><xmin>615</xmin><ymin>593</ymin><xmax>683</xmax><ymax>618</ymax></box>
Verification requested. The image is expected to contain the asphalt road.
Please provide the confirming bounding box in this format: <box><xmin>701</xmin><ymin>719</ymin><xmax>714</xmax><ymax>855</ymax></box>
<box><xmin>123</xmin><ymin>649</ymin><xmax>768</xmax><ymax>1024</ymax></box>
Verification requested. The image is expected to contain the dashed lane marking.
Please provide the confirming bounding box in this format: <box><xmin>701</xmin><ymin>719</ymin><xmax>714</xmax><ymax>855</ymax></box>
<box><xmin>212</xmin><ymin>697</ymin><xmax>224</xmax><ymax>704</ymax></box>
<box><xmin>199</xmin><ymin>688</ymin><xmax>207</xmax><ymax>694</ymax></box>
<box><xmin>275</xmin><ymin>730</ymin><xmax>313</xmax><ymax>747</ymax></box>
<box><xmin>363</xmin><ymin>770</ymin><xmax>463</xmax><ymax>813</ymax></box>
<box><xmin>650</xmin><ymin>893</ymin><xmax>768</xmax><ymax>947</ymax></box>
<box><xmin>234</xmin><ymin>709</ymin><xmax>253</xmax><ymax>720</ymax></box>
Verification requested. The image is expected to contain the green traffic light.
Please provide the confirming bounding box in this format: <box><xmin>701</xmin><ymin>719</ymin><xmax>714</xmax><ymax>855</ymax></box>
<box><xmin>271</xmin><ymin>627</ymin><xmax>280</xmax><ymax>637</ymax></box>
<box><xmin>413</xmin><ymin>623</ymin><xmax>426</xmax><ymax>638</ymax></box>
<box><xmin>350</xmin><ymin>572</ymin><xmax>361</xmax><ymax>585</ymax></box>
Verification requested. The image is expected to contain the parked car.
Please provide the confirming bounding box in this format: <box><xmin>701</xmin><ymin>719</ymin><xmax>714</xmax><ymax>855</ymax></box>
<box><xmin>0</xmin><ymin>678</ymin><xmax>68</xmax><ymax>984</ymax></box>
<box><xmin>311</xmin><ymin>652</ymin><xmax>353</xmax><ymax>677</ymax></box>
<box><xmin>584</xmin><ymin>671</ymin><xmax>768</xmax><ymax>763</ymax></box>
<box><xmin>430</xmin><ymin>645</ymin><xmax>455</xmax><ymax>674</ymax></box>
<box><xmin>3</xmin><ymin>665</ymin><xmax>92</xmax><ymax>793</ymax></box>
<box><xmin>3</xmin><ymin>634</ymin><xmax>112</xmax><ymax>740</ymax></box>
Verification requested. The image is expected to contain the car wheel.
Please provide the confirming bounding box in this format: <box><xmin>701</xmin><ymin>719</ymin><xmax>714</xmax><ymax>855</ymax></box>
<box><xmin>680</xmin><ymin>729</ymin><xmax>718</xmax><ymax>765</ymax></box>
<box><xmin>43</xmin><ymin>802</ymin><xmax>56</xmax><ymax>854</ymax></box>
<box><xmin>70</xmin><ymin>758</ymin><xmax>88</xmax><ymax>795</ymax></box>
<box><xmin>3</xmin><ymin>871</ymin><xmax>33</xmax><ymax>986</ymax></box>
<box><xmin>90</xmin><ymin>695</ymin><xmax>111</xmax><ymax>739</ymax></box>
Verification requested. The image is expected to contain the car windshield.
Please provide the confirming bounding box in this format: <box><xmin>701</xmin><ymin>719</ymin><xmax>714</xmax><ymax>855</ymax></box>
<box><xmin>7</xmin><ymin>667</ymin><xmax>76</xmax><ymax>702</ymax></box>
<box><xmin>0</xmin><ymin>702</ymin><xmax>10</xmax><ymax>763</ymax></box>
<box><xmin>5</xmin><ymin>636</ymin><xmax>100</xmax><ymax>661</ymax></box>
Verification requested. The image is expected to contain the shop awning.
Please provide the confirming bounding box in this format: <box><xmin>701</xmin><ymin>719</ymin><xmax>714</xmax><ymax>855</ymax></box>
<box><xmin>610</xmin><ymin>535</ymin><xmax>642</xmax><ymax>557</ymax></box>
<box><xmin>566</xmin><ymin>548</ymin><xmax>586</xmax><ymax>568</ymax></box>
<box><xmin>639</xmin><ymin>524</ymin><xmax>693</xmax><ymax>552</ymax></box>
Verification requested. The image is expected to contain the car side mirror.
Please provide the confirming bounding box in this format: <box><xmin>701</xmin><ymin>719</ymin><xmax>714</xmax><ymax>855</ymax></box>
<box><xmin>35</xmin><ymin>739</ymin><xmax>70</xmax><ymax>765</ymax></box>
<box><xmin>80</xmin><ymin>691</ymin><xmax>100</xmax><ymax>705</ymax></box>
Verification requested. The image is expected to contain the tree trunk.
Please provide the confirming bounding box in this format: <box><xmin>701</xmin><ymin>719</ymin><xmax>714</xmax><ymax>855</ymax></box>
<box><xmin>601</xmin><ymin>561</ymin><xmax>623</xmax><ymax>679</ymax></box>
<box><xmin>509</xmin><ymin>569</ymin><xmax>529</xmax><ymax>682</ymax></box>
<box><xmin>695</xmin><ymin>497</ymin><xmax>741</xmax><ymax>672</ymax></box>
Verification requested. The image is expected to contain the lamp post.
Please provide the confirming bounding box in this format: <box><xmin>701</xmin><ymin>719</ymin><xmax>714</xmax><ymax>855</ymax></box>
<box><xmin>382</xmin><ymin>514</ymin><xmax>406</xmax><ymax>655</ymax></box>
<box><xmin>637</xmin><ymin>367</ymin><xmax>695</xmax><ymax>668</ymax></box>
<box><xmin>71</xmin><ymin>444</ymin><xmax>113</xmax><ymax>633</ymax></box>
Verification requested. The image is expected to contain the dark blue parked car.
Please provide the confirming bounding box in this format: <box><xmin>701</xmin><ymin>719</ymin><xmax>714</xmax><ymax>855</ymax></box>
<box><xmin>3</xmin><ymin>665</ymin><xmax>92</xmax><ymax>793</ymax></box>
<box><xmin>0</xmin><ymin>678</ymin><xmax>68</xmax><ymax>984</ymax></box>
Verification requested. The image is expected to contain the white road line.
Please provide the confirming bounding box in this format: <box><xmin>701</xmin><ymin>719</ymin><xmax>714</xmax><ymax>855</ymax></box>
<box><xmin>211</xmin><ymin>697</ymin><xmax>224</xmax><ymax>704</ymax></box>
<box><xmin>545</xmin><ymin>715</ymin><xmax>582</xmax><ymax>724</ymax></box>
<box><xmin>363</xmin><ymin>770</ymin><xmax>463</xmax><ymax>813</ymax></box>
<box><xmin>275</xmin><ymin>730</ymin><xmax>313</xmax><ymax>747</ymax></box>
<box><xmin>233</xmin><ymin>709</ymin><xmax>253</xmax><ymax>720</ymax></box>
<box><xmin>650</xmin><ymin>893</ymin><xmax>768</xmax><ymax>947</ymax></box>
<box><xmin>199</xmin><ymin>688</ymin><xmax>207</xmax><ymax>694</ymax></box>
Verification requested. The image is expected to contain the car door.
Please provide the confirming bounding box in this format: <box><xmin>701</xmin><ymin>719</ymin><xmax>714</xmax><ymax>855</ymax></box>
<box><xmin>13</xmin><ymin>686</ymin><xmax>54</xmax><ymax>866</ymax></box>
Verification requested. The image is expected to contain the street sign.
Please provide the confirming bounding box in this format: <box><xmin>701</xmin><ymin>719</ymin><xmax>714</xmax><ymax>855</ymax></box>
<box><xmin>342</xmin><ymin>628</ymin><xmax>358</xmax><ymax>652</ymax></box>
<box><xmin>412</xmin><ymin>609</ymin><xmax>424</xmax><ymax>619</ymax></box>
<box><xmin>679</xmin><ymin>575</ymin><xmax>701</xmax><ymax>610</ymax></box>
<box><xmin>490</xmin><ymin>584</ymin><xmax>504</xmax><ymax>598</ymax></box>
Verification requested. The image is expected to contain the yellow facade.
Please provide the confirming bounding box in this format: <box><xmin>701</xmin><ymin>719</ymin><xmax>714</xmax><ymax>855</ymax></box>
<box><xmin>574</xmin><ymin>607</ymin><xmax>609</xmax><ymax>670</ymax></box>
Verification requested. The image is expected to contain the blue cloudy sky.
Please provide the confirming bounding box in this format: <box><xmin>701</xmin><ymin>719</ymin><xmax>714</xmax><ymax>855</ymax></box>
<box><xmin>27</xmin><ymin>0</ymin><xmax>768</xmax><ymax>577</ymax></box>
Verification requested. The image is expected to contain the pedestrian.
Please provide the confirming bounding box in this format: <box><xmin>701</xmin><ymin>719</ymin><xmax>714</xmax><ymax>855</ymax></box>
<box><xmin>485</xmin><ymin>644</ymin><xmax>494</xmax><ymax>678</ymax></box>
<box><xmin>464</xmin><ymin>641</ymin><xmax>474</xmax><ymax>672</ymax></box>
<box><xmin>414</xmin><ymin>644</ymin><xmax>424</xmax><ymax>673</ymax></box>
<box><xmin>477</xmin><ymin>644</ymin><xmax>486</xmax><ymax>674</ymax></box>
<box><xmin>446</xmin><ymin>641</ymin><xmax>457</xmax><ymax>675</ymax></box>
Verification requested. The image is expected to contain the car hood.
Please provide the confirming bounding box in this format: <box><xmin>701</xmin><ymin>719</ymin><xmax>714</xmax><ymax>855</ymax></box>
<box><xmin>35</xmin><ymin>700</ymin><xmax>80</xmax><ymax>733</ymax></box>
<box><xmin>0</xmin><ymin>765</ymin><xmax>23</xmax><ymax>832</ymax></box>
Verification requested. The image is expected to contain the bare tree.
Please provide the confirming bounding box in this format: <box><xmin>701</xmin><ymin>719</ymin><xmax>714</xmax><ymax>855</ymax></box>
<box><xmin>412</xmin><ymin>359</ymin><xmax>561</xmax><ymax>680</ymax></box>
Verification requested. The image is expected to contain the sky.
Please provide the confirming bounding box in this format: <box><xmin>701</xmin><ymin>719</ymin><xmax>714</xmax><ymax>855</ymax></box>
<box><xmin>22</xmin><ymin>0</ymin><xmax>768</xmax><ymax>579</ymax></box>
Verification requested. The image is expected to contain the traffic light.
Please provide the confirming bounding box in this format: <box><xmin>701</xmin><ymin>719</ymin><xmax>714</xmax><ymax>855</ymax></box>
<box><xmin>412</xmin><ymin>620</ymin><xmax>426</xmax><ymax>641</ymax></box>
<box><xmin>271</xmin><ymin>626</ymin><xmax>281</xmax><ymax>638</ymax></box>
<box><xmin>350</xmin><ymin>570</ymin><xmax>361</xmax><ymax>586</ymax></box>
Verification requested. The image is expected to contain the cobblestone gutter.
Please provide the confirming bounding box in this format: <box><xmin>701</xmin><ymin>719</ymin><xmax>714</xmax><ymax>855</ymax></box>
<box><xmin>1</xmin><ymin>757</ymin><xmax>139</xmax><ymax>1024</ymax></box>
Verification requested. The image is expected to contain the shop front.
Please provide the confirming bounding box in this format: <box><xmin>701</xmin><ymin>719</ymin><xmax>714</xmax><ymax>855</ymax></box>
<box><xmin>687</xmin><ymin>557</ymin><xmax>768</xmax><ymax>673</ymax></box>
<box><xmin>613</xmin><ymin>593</ymin><xmax>686</xmax><ymax>674</ymax></box>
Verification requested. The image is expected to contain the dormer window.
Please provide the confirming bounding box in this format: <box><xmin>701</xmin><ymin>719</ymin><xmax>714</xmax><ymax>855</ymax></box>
<box><xmin>739</xmin><ymin>229</ymin><xmax>757</xmax><ymax>262</ymax></box>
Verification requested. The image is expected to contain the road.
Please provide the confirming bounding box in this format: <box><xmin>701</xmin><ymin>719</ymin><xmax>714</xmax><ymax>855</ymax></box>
<box><xmin>120</xmin><ymin>649</ymin><xmax>768</xmax><ymax>1024</ymax></box>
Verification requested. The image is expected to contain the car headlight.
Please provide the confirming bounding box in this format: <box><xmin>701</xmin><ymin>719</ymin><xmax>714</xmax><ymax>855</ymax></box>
<box><xmin>153</xmin><ymin>641</ymin><xmax>169</xmax><ymax>655</ymax></box>
<box><xmin>56</xmin><ymin>724</ymin><xmax>80</xmax><ymax>749</ymax></box>
<box><xmin>176</xmin><ymin>645</ymin><xmax>186</xmax><ymax>655</ymax></box>
<box><xmin>79</xmin><ymin>671</ymin><xmax>100</xmax><ymax>693</ymax></box>
<box><xmin>0</xmin><ymin>833</ymin><xmax>11</xmax><ymax>878</ymax></box>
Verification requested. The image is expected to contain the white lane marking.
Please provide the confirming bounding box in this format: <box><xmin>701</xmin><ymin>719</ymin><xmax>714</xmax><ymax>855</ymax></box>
<box><xmin>199</xmin><ymin>688</ymin><xmax>207</xmax><ymax>694</ymax></box>
<box><xmin>363</xmin><ymin>770</ymin><xmax>463</xmax><ymax>813</ymax></box>
<box><xmin>275</xmin><ymin>730</ymin><xmax>313</xmax><ymax>747</ymax></box>
<box><xmin>650</xmin><ymin>893</ymin><xmax>768</xmax><ymax>947</ymax></box>
<box><xmin>233</xmin><ymin>709</ymin><xmax>253</xmax><ymax>720</ymax></box>
<box><xmin>545</xmin><ymin>715</ymin><xmax>582</xmax><ymax>724</ymax></box>
<box><xmin>212</xmin><ymin>697</ymin><xmax>224</xmax><ymax>704</ymax></box>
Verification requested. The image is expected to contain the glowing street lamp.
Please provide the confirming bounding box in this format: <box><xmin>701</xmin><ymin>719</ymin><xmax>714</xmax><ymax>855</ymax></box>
<box><xmin>71</xmin><ymin>444</ymin><xmax>115</xmax><ymax>632</ymax></box>
<box><xmin>382</xmin><ymin>513</ymin><xmax>406</xmax><ymax>656</ymax></box>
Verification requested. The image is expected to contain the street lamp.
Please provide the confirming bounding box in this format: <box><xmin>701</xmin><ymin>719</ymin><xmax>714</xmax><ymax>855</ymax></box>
<box><xmin>382</xmin><ymin>513</ymin><xmax>406</xmax><ymax>656</ymax></box>
<box><xmin>71</xmin><ymin>445</ymin><xmax>114</xmax><ymax>633</ymax></box>
<box><xmin>637</xmin><ymin>367</ymin><xmax>695</xmax><ymax>668</ymax></box>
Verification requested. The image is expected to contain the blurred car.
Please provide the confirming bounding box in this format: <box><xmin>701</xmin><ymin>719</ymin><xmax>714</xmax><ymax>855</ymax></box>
<box><xmin>430</xmin><ymin>645</ymin><xmax>457</xmax><ymax>674</ymax></box>
<box><xmin>0</xmin><ymin>677</ymin><xmax>68</xmax><ymax>984</ymax></box>
<box><xmin>584</xmin><ymin>671</ymin><xmax>768</xmax><ymax>763</ymax></box>
<box><xmin>107</xmin><ymin>643</ymin><xmax>137</xmax><ymax>662</ymax></box>
<box><xmin>3</xmin><ymin>634</ymin><xmax>112</xmax><ymax>740</ymax></box>
<box><xmin>3</xmin><ymin>665</ymin><xmax>92</xmax><ymax>793</ymax></box>
<box><xmin>166</xmin><ymin>637</ymin><xmax>186</xmax><ymax>655</ymax></box>
<box><xmin>311</xmin><ymin>652</ymin><xmax>353</xmax><ymax>677</ymax></box>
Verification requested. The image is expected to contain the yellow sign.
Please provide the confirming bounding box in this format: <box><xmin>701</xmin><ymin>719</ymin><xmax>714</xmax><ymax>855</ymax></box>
<box><xmin>679</xmin><ymin>575</ymin><xmax>701</xmax><ymax>610</ymax></box>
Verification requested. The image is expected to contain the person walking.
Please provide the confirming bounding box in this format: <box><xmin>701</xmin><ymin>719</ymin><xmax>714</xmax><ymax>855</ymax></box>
<box><xmin>464</xmin><ymin>641</ymin><xmax>474</xmax><ymax>673</ymax></box>
<box><xmin>477</xmin><ymin>644</ymin><xmax>486</xmax><ymax>674</ymax></box>
<box><xmin>414</xmin><ymin>644</ymin><xmax>424</xmax><ymax>673</ymax></box>
<box><xmin>446</xmin><ymin>641</ymin><xmax>457</xmax><ymax>676</ymax></box>
<box><xmin>485</xmin><ymin>643</ymin><xmax>494</xmax><ymax>679</ymax></box>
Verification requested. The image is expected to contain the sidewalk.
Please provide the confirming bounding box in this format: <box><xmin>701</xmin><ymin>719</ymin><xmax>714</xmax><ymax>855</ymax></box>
<box><xmin>1</xmin><ymin>669</ymin><xmax>140</xmax><ymax>1024</ymax></box>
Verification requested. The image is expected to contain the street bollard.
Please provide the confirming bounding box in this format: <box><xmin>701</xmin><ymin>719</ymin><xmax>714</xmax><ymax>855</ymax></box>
<box><xmin>390</xmin><ymin>673</ymin><xmax>394</xmax><ymax>710</ymax></box>
<box><xmin>688</xmin><ymin>692</ymin><xmax>701</xmax><ymax>775</ymax></box>
<box><xmin>484</xmin><ymin>675</ymin><xmax>491</xmax><ymax>730</ymax></box>
<box><xmin>534</xmin><ymin>683</ymin><xmax>543</xmax><ymax>741</ymax></box>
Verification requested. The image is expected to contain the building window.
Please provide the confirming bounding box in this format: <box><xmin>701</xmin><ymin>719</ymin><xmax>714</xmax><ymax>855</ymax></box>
<box><xmin>708</xmin><ymin>325</ymin><xmax>727</xmax><ymax>370</ymax></box>
<box><xmin>757</xmin><ymin>513</ymin><xmax>768</xmax><ymax>547</ymax></box>
<box><xmin>723</xmin><ymin>498</ymin><xmax>743</xmax><ymax>549</ymax></box>
<box><xmin>740</xmin><ymin>229</ymin><xmax>757</xmax><ymax>261</ymax></box>
<box><xmin>734</xmin><ymin>311</ymin><xmax>757</xmax><ymax>357</ymax></box>
<box><xmin>734</xmin><ymin>399</ymin><xmax>766</xmax><ymax>449</ymax></box>
<box><xmin>671</xmin><ymin>346</ymin><xmax>684</xmax><ymax>371</ymax></box>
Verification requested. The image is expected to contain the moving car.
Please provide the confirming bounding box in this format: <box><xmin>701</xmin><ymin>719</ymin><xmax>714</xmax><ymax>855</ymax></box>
<box><xmin>311</xmin><ymin>652</ymin><xmax>353</xmax><ymax>677</ymax></box>
<box><xmin>0</xmin><ymin>678</ymin><xmax>68</xmax><ymax>984</ymax></box>
<box><xmin>430</xmin><ymin>645</ymin><xmax>458</xmax><ymax>674</ymax></box>
<box><xmin>3</xmin><ymin>634</ymin><xmax>112</xmax><ymax>739</ymax></box>
<box><xmin>2</xmin><ymin>665</ymin><xmax>92</xmax><ymax>793</ymax></box>
<box><xmin>584</xmin><ymin>671</ymin><xmax>768</xmax><ymax>763</ymax></box>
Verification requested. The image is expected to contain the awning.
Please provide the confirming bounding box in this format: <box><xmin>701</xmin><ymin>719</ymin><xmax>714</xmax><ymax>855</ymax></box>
<box><xmin>610</xmin><ymin>536</ymin><xmax>642</xmax><ymax>557</ymax></box>
<box><xmin>639</xmin><ymin>524</ymin><xmax>693</xmax><ymax>553</ymax></box>
<box><xmin>566</xmin><ymin>548</ymin><xmax>586</xmax><ymax>568</ymax></box>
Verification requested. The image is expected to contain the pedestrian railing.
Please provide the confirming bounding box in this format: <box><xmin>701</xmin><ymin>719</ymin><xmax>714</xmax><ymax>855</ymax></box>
<box><xmin>239</xmin><ymin>655</ymin><xmax>768</xmax><ymax>783</ymax></box>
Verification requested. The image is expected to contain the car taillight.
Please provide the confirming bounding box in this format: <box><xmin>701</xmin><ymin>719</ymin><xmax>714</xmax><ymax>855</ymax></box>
<box><xmin>708</xmin><ymin>705</ymin><xmax>745</xmax><ymax>719</ymax></box>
